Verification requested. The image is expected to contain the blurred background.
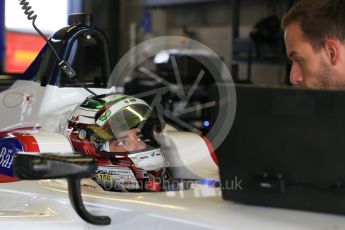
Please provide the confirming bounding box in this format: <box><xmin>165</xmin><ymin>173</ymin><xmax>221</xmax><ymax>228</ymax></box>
<box><xmin>0</xmin><ymin>0</ymin><xmax>295</xmax><ymax>83</ymax></box>
<box><xmin>0</xmin><ymin>0</ymin><xmax>295</xmax><ymax>134</ymax></box>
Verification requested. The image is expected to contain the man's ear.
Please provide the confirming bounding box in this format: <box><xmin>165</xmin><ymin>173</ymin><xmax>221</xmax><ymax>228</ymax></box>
<box><xmin>324</xmin><ymin>39</ymin><xmax>341</xmax><ymax>65</ymax></box>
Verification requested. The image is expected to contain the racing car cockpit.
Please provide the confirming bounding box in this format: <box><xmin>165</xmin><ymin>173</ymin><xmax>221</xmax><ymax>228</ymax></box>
<box><xmin>0</xmin><ymin>3</ymin><xmax>219</xmax><ymax>225</ymax></box>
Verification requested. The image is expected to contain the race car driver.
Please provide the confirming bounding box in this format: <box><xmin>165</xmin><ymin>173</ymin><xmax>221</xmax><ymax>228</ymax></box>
<box><xmin>63</xmin><ymin>93</ymin><xmax>168</xmax><ymax>192</ymax></box>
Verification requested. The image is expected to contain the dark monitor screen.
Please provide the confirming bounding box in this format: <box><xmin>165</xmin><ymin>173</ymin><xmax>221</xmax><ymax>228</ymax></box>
<box><xmin>217</xmin><ymin>84</ymin><xmax>345</xmax><ymax>215</ymax></box>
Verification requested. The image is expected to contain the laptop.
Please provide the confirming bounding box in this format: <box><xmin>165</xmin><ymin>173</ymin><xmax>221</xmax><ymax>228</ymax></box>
<box><xmin>217</xmin><ymin>84</ymin><xmax>345</xmax><ymax>215</ymax></box>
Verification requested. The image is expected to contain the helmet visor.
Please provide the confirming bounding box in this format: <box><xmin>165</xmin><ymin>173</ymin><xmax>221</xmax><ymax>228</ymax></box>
<box><xmin>105</xmin><ymin>104</ymin><xmax>157</xmax><ymax>134</ymax></box>
<box><xmin>97</xmin><ymin>104</ymin><xmax>163</xmax><ymax>153</ymax></box>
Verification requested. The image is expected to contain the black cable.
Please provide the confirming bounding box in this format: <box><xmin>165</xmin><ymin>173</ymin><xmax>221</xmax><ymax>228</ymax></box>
<box><xmin>71</xmin><ymin>78</ymin><xmax>98</xmax><ymax>96</ymax></box>
<box><xmin>18</xmin><ymin>0</ymin><xmax>98</xmax><ymax>96</ymax></box>
<box><xmin>31</xmin><ymin>20</ymin><xmax>62</xmax><ymax>63</ymax></box>
<box><xmin>19</xmin><ymin>0</ymin><xmax>62</xmax><ymax>63</ymax></box>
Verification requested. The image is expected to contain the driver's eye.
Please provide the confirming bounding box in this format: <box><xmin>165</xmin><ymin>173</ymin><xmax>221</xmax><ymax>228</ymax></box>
<box><xmin>114</xmin><ymin>139</ymin><xmax>127</xmax><ymax>146</ymax></box>
<box><xmin>116</xmin><ymin>141</ymin><xmax>124</xmax><ymax>146</ymax></box>
<box><xmin>136</xmin><ymin>135</ymin><xmax>144</xmax><ymax>142</ymax></box>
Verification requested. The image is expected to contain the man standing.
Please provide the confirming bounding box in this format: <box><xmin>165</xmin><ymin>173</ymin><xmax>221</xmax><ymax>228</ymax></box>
<box><xmin>282</xmin><ymin>0</ymin><xmax>345</xmax><ymax>88</ymax></box>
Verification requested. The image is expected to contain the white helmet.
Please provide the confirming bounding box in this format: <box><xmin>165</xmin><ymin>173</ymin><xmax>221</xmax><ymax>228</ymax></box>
<box><xmin>65</xmin><ymin>93</ymin><xmax>167</xmax><ymax>191</ymax></box>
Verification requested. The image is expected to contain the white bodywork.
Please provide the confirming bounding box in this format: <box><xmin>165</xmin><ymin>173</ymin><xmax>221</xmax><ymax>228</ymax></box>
<box><xmin>0</xmin><ymin>80</ymin><xmax>115</xmax><ymax>132</ymax></box>
<box><xmin>157</xmin><ymin>131</ymin><xmax>219</xmax><ymax>180</ymax></box>
<box><xmin>1</xmin><ymin>179</ymin><xmax>345</xmax><ymax>230</ymax></box>
<box><xmin>0</xmin><ymin>79</ymin><xmax>344</xmax><ymax>229</ymax></box>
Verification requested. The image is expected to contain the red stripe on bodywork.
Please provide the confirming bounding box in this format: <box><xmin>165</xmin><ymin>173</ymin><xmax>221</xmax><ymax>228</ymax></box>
<box><xmin>0</xmin><ymin>132</ymin><xmax>9</xmax><ymax>138</ymax></box>
<box><xmin>200</xmin><ymin>135</ymin><xmax>218</xmax><ymax>165</ymax></box>
<box><xmin>0</xmin><ymin>174</ymin><xmax>18</xmax><ymax>183</ymax></box>
<box><xmin>13</xmin><ymin>133</ymin><xmax>40</xmax><ymax>152</ymax></box>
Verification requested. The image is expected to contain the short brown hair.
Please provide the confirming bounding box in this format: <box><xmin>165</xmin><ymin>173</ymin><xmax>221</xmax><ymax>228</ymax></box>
<box><xmin>281</xmin><ymin>0</ymin><xmax>345</xmax><ymax>50</ymax></box>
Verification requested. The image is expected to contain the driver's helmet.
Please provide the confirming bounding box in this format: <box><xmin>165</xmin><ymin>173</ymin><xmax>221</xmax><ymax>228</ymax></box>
<box><xmin>63</xmin><ymin>93</ymin><xmax>166</xmax><ymax>192</ymax></box>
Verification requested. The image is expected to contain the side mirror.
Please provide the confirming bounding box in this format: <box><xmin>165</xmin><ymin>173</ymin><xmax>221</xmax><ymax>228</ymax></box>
<box><xmin>14</xmin><ymin>153</ymin><xmax>111</xmax><ymax>225</ymax></box>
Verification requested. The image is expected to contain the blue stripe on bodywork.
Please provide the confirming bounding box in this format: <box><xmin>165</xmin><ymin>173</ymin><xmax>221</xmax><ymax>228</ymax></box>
<box><xmin>0</xmin><ymin>138</ymin><xmax>23</xmax><ymax>177</ymax></box>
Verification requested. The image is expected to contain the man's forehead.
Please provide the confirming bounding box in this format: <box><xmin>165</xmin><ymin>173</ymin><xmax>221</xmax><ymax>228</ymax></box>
<box><xmin>284</xmin><ymin>23</ymin><xmax>301</xmax><ymax>46</ymax></box>
<box><xmin>284</xmin><ymin>22</ymin><xmax>314</xmax><ymax>55</ymax></box>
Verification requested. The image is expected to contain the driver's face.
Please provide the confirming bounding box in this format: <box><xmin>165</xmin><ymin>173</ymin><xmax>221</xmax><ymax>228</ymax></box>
<box><xmin>109</xmin><ymin>128</ymin><xmax>146</xmax><ymax>152</ymax></box>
